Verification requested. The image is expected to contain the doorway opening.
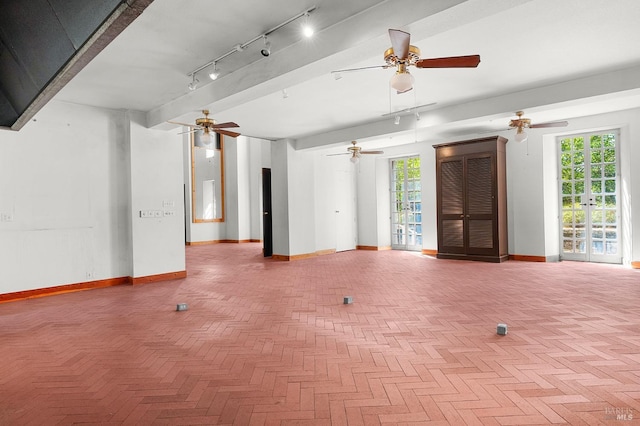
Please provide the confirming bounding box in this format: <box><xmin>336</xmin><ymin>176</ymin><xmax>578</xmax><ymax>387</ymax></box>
<box><xmin>262</xmin><ymin>168</ymin><xmax>272</xmax><ymax>257</ymax></box>
<box><xmin>390</xmin><ymin>156</ymin><xmax>422</xmax><ymax>251</ymax></box>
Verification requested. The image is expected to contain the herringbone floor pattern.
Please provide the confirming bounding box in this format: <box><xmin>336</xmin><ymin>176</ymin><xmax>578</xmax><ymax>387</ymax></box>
<box><xmin>1</xmin><ymin>244</ymin><xmax>639</xmax><ymax>425</ymax></box>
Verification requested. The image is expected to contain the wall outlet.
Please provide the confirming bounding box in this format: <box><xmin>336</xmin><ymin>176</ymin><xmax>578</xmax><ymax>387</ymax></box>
<box><xmin>86</xmin><ymin>271</ymin><xmax>94</xmax><ymax>279</ymax></box>
<box><xmin>1</xmin><ymin>213</ymin><xmax>14</xmax><ymax>222</ymax></box>
<box><xmin>153</xmin><ymin>210</ymin><xmax>162</xmax><ymax>218</ymax></box>
<box><xmin>163</xmin><ymin>200</ymin><xmax>175</xmax><ymax>208</ymax></box>
<box><xmin>164</xmin><ymin>210</ymin><xmax>175</xmax><ymax>217</ymax></box>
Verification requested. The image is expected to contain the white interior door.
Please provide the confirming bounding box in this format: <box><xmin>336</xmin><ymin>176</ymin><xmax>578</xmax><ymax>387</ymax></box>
<box><xmin>559</xmin><ymin>130</ymin><xmax>621</xmax><ymax>263</ymax></box>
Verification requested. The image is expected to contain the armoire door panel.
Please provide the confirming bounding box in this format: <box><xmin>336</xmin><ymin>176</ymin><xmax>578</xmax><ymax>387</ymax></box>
<box><xmin>441</xmin><ymin>160</ymin><xmax>464</xmax><ymax>215</ymax></box>
<box><xmin>466</xmin><ymin>156</ymin><xmax>493</xmax><ymax>215</ymax></box>
<box><xmin>467</xmin><ymin>219</ymin><xmax>494</xmax><ymax>250</ymax></box>
<box><xmin>441</xmin><ymin>219</ymin><xmax>465</xmax><ymax>251</ymax></box>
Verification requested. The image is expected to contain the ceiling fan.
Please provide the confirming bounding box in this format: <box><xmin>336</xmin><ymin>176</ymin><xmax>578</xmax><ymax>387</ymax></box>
<box><xmin>168</xmin><ymin>110</ymin><xmax>241</xmax><ymax>148</ymax></box>
<box><xmin>509</xmin><ymin>111</ymin><xmax>568</xmax><ymax>143</ymax></box>
<box><xmin>329</xmin><ymin>140</ymin><xmax>384</xmax><ymax>163</ymax></box>
<box><xmin>332</xmin><ymin>29</ymin><xmax>480</xmax><ymax>94</ymax></box>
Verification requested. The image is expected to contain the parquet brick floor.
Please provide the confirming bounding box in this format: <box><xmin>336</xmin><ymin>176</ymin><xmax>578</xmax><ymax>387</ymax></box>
<box><xmin>1</xmin><ymin>244</ymin><xmax>639</xmax><ymax>425</ymax></box>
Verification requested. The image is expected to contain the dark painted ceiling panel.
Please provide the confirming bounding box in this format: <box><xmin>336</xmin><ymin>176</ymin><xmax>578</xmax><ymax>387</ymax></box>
<box><xmin>0</xmin><ymin>41</ymin><xmax>40</xmax><ymax>112</ymax></box>
<box><xmin>0</xmin><ymin>0</ymin><xmax>145</xmax><ymax>129</ymax></box>
<box><xmin>49</xmin><ymin>0</ymin><xmax>122</xmax><ymax>49</ymax></box>
<box><xmin>1</xmin><ymin>0</ymin><xmax>76</xmax><ymax>88</ymax></box>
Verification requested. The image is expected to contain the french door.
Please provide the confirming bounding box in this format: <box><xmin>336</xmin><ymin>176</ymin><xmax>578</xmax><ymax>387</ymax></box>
<box><xmin>559</xmin><ymin>130</ymin><xmax>621</xmax><ymax>263</ymax></box>
<box><xmin>390</xmin><ymin>156</ymin><xmax>422</xmax><ymax>251</ymax></box>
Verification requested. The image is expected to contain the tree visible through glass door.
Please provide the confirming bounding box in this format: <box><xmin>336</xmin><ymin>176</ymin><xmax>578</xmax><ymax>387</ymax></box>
<box><xmin>559</xmin><ymin>131</ymin><xmax>621</xmax><ymax>263</ymax></box>
<box><xmin>391</xmin><ymin>156</ymin><xmax>422</xmax><ymax>251</ymax></box>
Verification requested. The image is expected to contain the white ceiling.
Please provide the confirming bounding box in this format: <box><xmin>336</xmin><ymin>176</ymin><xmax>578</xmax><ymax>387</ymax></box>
<box><xmin>53</xmin><ymin>0</ymin><xmax>640</xmax><ymax>152</ymax></box>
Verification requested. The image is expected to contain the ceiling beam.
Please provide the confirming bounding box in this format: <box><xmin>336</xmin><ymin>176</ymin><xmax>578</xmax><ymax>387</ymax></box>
<box><xmin>294</xmin><ymin>64</ymin><xmax>640</xmax><ymax>150</ymax></box>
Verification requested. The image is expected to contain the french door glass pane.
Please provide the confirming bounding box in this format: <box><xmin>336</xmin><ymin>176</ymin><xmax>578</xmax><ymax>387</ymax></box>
<box><xmin>391</xmin><ymin>156</ymin><xmax>422</xmax><ymax>250</ymax></box>
<box><xmin>559</xmin><ymin>131</ymin><xmax>620</xmax><ymax>262</ymax></box>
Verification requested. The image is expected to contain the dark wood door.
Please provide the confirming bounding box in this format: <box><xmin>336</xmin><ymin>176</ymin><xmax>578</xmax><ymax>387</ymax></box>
<box><xmin>262</xmin><ymin>168</ymin><xmax>273</xmax><ymax>257</ymax></box>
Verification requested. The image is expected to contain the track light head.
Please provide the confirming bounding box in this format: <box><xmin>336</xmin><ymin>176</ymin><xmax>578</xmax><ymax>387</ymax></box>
<box><xmin>302</xmin><ymin>13</ymin><xmax>314</xmax><ymax>38</ymax></box>
<box><xmin>260</xmin><ymin>36</ymin><xmax>271</xmax><ymax>57</ymax></box>
<box><xmin>188</xmin><ymin>74</ymin><xmax>199</xmax><ymax>91</ymax></box>
<box><xmin>209</xmin><ymin>62</ymin><xmax>219</xmax><ymax>80</ymax></box>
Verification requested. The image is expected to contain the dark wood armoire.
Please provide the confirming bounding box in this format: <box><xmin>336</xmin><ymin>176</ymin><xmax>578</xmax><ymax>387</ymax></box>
<box><xmin>433</xmin><ymin>136</ymin><xmax>508</xmax><ymax>262</ymax></box>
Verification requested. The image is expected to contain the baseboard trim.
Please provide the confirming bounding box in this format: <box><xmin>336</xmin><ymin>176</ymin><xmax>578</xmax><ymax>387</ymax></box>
<box><xmin>316</xmin><ymin>249</ymin><xmax>337</xmax><ymax>256</ymax></box>
<box><xmin>632</xmin><ymin>261</ymin><xmax>640</xmax><ymax>269</ymax></box>
<box><xmin>132</xmin><ymin>270</ymin><xmax>187</xmax><ymax>285</ymax></box>
<box><xmin>273</xmin><ymin>248</ymin><xmax>337</xmax><ymax>261</ymax></box>
<box><xmin>421</xmin><ymin>249</ymin><xmax>437</xmax><ymax>256</ymax></box>
<box><xmin>187</xmin><ymin>239</ymin><xmax>261</xmax><ymax>245</ymax></box>
<box><xmin>1</xmin><ymin>269</ymin><xmax>188</xmax><ymax>303</ymax></box>
<box><xmin>509</xmin><ymin>255</ymin><xmax>547</xmax><ymax>262</ymax></box>
<box><xmin>0</xmin><ymin>277</ymin><xmax>130</xmax><ymax>303</ymax></box>
<box><xmin>356</xmin><ymin>245</ymin><xmax>392</xmax><ymax>251</ymax></box>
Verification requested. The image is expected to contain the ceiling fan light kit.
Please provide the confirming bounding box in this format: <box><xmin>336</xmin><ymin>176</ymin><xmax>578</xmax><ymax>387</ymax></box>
<box><xmin>194</xmin><ymin>130</ymin><xmax>217</xmax><ymax>149</ymax></box>
<box><xmin>329</xmin><ymin>140</ymin><xmax>384</xmax><ymax>164</ymax></box>
<box><xmin>508</xmin><ymin>111</ymin><xmax>568</xmax><ymax>142</ymax></box>
<box><xmin>390</xmin><ymin>70</ymin><xmax>414</xmax><ymax>93</ymax></box>
<box><xmin>168</xmin><ymin>110</ymin><xmax>241</xmax><ymax>141</ymax></box>
<box><xmin>514</xmin><ymin>127</ymin><xmax>528</xmax><ymax>143</ymax></box>
<box><xmin>332</xmin><ymin>29</ymin><xmax>480</xmax><ymax>95</ymax></box>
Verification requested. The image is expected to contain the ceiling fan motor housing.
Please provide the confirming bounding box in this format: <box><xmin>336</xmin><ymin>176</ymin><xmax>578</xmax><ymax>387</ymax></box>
<box><xmin>384</xmin><ymin>45</ymin><xmax>421</xmax><ymax>66</ymax></box>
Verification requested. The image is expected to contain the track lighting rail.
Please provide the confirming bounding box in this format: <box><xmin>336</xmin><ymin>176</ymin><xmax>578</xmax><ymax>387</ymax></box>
<box><xmin>187</xmin><ymin>6</ymin><xmax>316</xmax><ymax>78</ymax></box>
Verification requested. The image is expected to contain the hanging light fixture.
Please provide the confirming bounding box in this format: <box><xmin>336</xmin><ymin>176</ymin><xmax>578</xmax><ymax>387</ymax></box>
<box><xmin>194</xmin><ymin>129</ymin><xmax>218</xmax><ymax>149</ymax></box>
<box><xmin>389</xmin><ymin>71</ymin><xmax>414</xmax><ymax>93</ymax></box>
<box><xmin>514</xmin><ymin>127</ymin><xmax>528</xmax><ymax>143</ymax></box>
<box><xmin>350</xmin><ymin>153</ymin><xmax>360</xmax><ymax>164</ymax></box>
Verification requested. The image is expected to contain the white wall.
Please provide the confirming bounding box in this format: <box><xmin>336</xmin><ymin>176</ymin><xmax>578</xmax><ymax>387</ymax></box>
<box><xmin>314</xmin><ymin>155</ymin><xmax>339</xmax><ymax>252</ymax></box>
<box><xmin>248</xmin><ymin>137</ymin><xmax>270</xmax><ymax>241</ymax></box>
<box><xmin>0</xmin><ymin>101</ymin><xmax>186</xmax><ymax>296</ymax></box>
<box><xmin>271</xmin><ymin>139</ymin><xmax>291</xmax><ymax>256</ymax></box>
<box><xmin>287</xmin><ymin>145</ymin><xmax>316</xmax><ymax>256</ymax></box>
<box><xmin>0</xmin><ymin>101</ymin><xmax>130</xmax><ymax>292</ymax></box>
<box><xmin>128</xmin><ymin>111</ymin><xmax>185</xmax><ymax>278</ymax></box>
<box><xmin>355</xmin><ymin>156</ymin><xmax>380</xmax><ymax>248</ymax></box>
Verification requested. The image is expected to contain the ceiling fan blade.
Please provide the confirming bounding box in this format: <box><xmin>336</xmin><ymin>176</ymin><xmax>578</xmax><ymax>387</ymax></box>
<box><xmin>416</xmin><ymin>54</ymin><xmax>481</xmax><ymax>68</ymax></box>
<box><xmin>332</xmin><ymin>65</ymin><xmax>390</xmax><ymax>74</ymax></box>
<box><xmin>529</xmin><ymin>121</ymin><xmax>569</xmax><ymax>128</ymax></box>
<box><xmin>211</xmin><ymin>122</ymin><xmax>239</xmax><ymax>129</ymax></box>
<box><xmin>167</xmin><ymin>120</ymin><xmax>200</xmax><ymax>128</ymax></box>
<box><xmin>396</xmin><ymin>87</ymin><xmax>413</xmax><ymax>94</ymax></box>
<box><xmin>360</xmin><ymin>150</ymin><xmax>384</xmax><ymax>155</ymax></box>
<box><xmin>388</xmin><ymin>29</ymin><xmax>410</xmax><ymax>60</ymax></box>
<box><xmin>327</xmin><ymin>153</ymin><xmax>351</xmax><ymax>157</ymax></box>
<box><xmin>214</xmin><ymin>129</ymin><xmax>241</xmax><ymax>138</ymax></box>
<box><xmin>178</xmin><ymin>129</ymin><xmax>197</xmax><ymax>135</ymax></box>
